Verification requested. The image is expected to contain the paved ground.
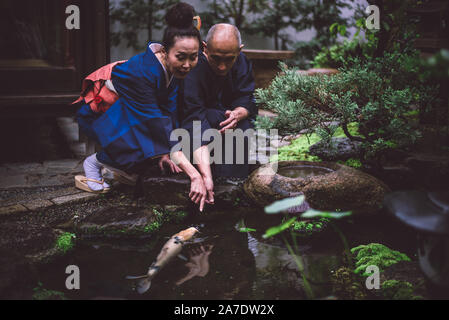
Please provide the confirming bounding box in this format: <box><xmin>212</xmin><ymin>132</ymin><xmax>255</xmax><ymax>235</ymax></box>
<box><xmin>0</xmin><ymin>158</ymin><xmax>102</xmax><ymax>216</ymax></box>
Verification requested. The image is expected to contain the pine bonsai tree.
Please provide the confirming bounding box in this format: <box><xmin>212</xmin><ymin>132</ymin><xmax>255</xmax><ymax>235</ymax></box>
<box><xmin>255</xmin><ymin>55</ymin><xmax>438</xmax><ymax>167</ymax></box>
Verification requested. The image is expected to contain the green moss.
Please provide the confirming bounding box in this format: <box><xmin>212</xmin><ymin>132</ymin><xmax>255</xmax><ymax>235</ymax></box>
<box><xmin>55</xmin><ymin>232</ymin><xmax>75</xmax><ymax>254</ymax></box>
<box><xmin>338</xmin><ymin>158</ymin><xmax>362</xmax><ymax>169</ymax></box>
<box><xmin>32</xmin><ymin>283</ymin><xmax>67</xmax><ymax>300</ymax></box>
<box><xmin>381</xmin><ymin>280</ymin><xmax>423</xmax><ymax>300</ymax></box>
<box><xmin>333</xmin><ymin>122</ymin><xmax>360</xmax><ymax>138</ymax></box>
<box><xmin>272</xmin><ymin>123</ymin><xmax>361</xmax><ymax>162</ymax></box>
<box><xmin>351</xmin><ymin>243</ymin><xmax>411</xmax><ymax>276</ymax></box>
<box><xmin>272</xmin><ymin>133</ymin><xmax>322</xmax><ymax>162</ymax></box>
<box><xmin>80</xmin><ymin>208</ymin><xmax>188</xmax><ymax>237</ymax></box>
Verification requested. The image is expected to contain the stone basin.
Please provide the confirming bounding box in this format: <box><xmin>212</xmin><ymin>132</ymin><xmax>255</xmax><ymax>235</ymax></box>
<box><xmin>277</xmin><ymin>165</ymin><xmax>334</xmax><ymax>179</ymax></box>
<box><xmin>244</xmin><ymin>161</ymin><xmax>390</xmax><ymax>216</ymax></box>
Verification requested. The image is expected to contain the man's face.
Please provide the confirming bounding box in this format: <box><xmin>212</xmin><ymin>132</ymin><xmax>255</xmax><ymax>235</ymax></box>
<box><xmin>203</xmin><ymin>40</ymin><xmax>243</xmax><ymax>76</ymax></box>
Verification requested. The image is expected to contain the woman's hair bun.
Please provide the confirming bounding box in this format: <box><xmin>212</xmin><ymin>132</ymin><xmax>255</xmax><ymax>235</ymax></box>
<box><xmin>165</xmin><ymin>2</ymin><xmax>195</xmax><ymax>29</ymax></box>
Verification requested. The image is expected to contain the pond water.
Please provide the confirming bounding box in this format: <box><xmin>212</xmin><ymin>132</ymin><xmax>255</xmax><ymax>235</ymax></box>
<box><xmin>25</xmin><ymin>205</ymin><xmax>428</xmax><ymax>300</ymax></box>
<box><xmin>277</xmin><ymin>165</ymin><xmax>334</xmax><ymax>179</ymax></box>
<box><xmin>30</xmin><ymin>207</ymin><xmax>352</xmax><ymax>300</ymax></box>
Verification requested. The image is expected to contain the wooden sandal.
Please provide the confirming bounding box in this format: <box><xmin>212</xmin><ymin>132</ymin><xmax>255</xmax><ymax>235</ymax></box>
<box><xmin>101</xmin><ymin>165</ymin><xmax>137</xmax><ymax>186</ymax></box>
<box><xmin>75</xmin><ymin>175</ymin><xmax>110</xmax><ymax>193</ymax></box>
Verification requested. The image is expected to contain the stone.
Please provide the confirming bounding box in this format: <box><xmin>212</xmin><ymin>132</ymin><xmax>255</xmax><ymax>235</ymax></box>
<box><xmin>22</xmin><ymin>199</ymin><xmax>54</xmax><ymax>211</ymax></box>
<box><xmin>0</xmin><ymin>175</ymin><xmax>28</xmax><ymax>189</ymax></box>
<box><xmin>43</xmin><ymin>159</ymin><xmax>82</xmax><ymax>174</ymax></box>
<box><xmin>51</xmin><ymin>192</ymin><xmax>99</xmax><ymax>205</ymax></box>
<box><xmin>0</xmin><ymin>204</ymin><xmax>28</xmax><ymax>216</ymax></box>
<box><xmin>75</xmin><ymin>205</ymin><xmax>188</xmax><ymax>239</ymax></box>
<box><xmin>244</xmin><ymin>161</ymin><xmax>390</xmax><ymax>215</ymax></box>
<box><xmin>379</xmin><ymin>261</ymin><xmax>428</xmax><ymax>300</ymax></box>
<box><xmin>0</xmin><ymin>221</ymin><xmax>57</xmax><ymax>256</ymax></box>
<box><xmin>3</xmin><ymin>162</ymin><xmax>46</xmax><ymax>175</ymax></box>
<box><xmin>309</xmin><ymin>137</ymin><xmax>362</xmax><ymax>161</ymax></box>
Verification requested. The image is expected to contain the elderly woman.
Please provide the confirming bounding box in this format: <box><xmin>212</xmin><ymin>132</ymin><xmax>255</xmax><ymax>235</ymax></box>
<box><xmin>75</xmin><ymin>2</ymin><xmax>213</xmax><ymax>211</ymax></box>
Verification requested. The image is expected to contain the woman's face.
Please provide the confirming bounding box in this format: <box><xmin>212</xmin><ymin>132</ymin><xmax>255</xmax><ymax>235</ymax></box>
<box><xmin>166</xmin><ymin>37</ymin><xmax>199</xmax><ymax>79</ymax></box>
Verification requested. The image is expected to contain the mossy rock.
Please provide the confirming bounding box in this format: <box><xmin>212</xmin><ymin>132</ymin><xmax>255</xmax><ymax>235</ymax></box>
<box><xmin>244</xmin><ymin>161</ymin><xmax>389</xmax><ymax>216</ymax></box>
<box><xmin>351</xmin><ymin>243</ymin><xmax>411</xmax><ymax>276</ymax></box>
<box><xmin>331</xmin><ymin>266</ymin><xmax>367</xmax><ymax>300</ymax></box>
<box><xmin>351</xmin><ymin>243</ymin><xmax>428</xmax><ymax>300</ymax></box>
<box><xmin>75</xmin><ymin>205</ymin><xmax>189</xmax><ymax>239</ymax></box>
<box><xmin>381</xmin><ymin>279</ymin><xmax>424</xmax><ymax>300</ymax></box>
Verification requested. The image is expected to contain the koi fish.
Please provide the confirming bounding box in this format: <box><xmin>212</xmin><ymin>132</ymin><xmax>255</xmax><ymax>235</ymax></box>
<box><xmin>126</xmin><ymin>227</ymin><xmax>199</xmax><ymax>294</ymax></box>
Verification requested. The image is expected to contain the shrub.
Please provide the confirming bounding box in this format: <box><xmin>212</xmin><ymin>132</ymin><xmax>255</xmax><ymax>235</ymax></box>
<box><xmin>255</xmin><ymin>56</ymin><xmax>438</xmax><ymax>166</ymax></box>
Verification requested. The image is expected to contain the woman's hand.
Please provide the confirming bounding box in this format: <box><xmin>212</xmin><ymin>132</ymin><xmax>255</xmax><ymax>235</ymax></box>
<box><xmin>189</xmin><ymin>175</ymin><xmax>207</xmax><ymax>212</ymax></box>
<box><xmin>158</xmin><ymin>154</ymin><xmax>182</xmax><ymax>174</ymax></box>
<box><xmin>202</xmin><ymin>175</ymin><xmax>215</xmax><ymax>205</ymax></box>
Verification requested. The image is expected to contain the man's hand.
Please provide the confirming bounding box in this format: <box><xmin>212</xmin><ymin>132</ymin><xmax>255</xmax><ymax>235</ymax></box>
<box><xmin>158</xmin><ymin>154</ymin><xmax>182</xmax><ymax>174</ymax></box>
<box><xmin>219</xmin><ymin>107</ymin><xmax>249</xmax><ymax>133</ymax></box>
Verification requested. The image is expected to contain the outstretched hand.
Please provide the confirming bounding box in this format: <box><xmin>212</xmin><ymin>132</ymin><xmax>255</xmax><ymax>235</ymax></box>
<box><xmin>189</xmin><ymin>175</ymin><xmax>214</xmax><ymax>212</ymax></box>
<box><xmin>219</xmin><ymin>107</ymin><xmax>249</xmax><ymax>133</ymax></box>
<box><xmin>159</xmin><ymin>154</ymin><xmax>182</xmax><ymax>174</ymax></box>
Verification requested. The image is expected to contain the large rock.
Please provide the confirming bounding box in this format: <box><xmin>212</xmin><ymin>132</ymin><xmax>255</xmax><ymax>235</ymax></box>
<box><xmin>244</xmin><ymin>161</ymin><xmax>390</xmax><ymax>215</ymax></box>
<box><xmin>74</xmin><ymin>204</ymin><xmax>189</xmax><ymax>239</ymax></box>
<box><xmin>309</xmin><ymin>137</ymin><xmax>362</xmax><ymax>161</ymax></box>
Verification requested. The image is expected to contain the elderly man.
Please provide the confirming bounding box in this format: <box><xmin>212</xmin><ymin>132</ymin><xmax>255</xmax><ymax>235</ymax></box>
<box><xmin>180</xmin><ymin>23</ymin><xmax>257</xmax><ymax>191</ymax></box>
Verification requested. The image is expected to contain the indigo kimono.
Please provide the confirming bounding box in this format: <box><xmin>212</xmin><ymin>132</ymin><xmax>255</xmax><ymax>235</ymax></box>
<box><xmin>179</xmin><ymin>51</ymin><xmax>257</xmax><ymax>178</ymax></box>
<box><xmin>76</xmin><ymin>43</ymin><xmax>179</xmax><ymax>172</ymax></box>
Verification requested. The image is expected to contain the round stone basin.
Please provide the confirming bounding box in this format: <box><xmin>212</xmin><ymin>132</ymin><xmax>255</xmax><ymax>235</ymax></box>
<box><xmin>278</xmin><ymin>165</ymin><xmax>334</xmax><ymax>179</ymax></box>
<box><xmin>244</xmin><ymin>161</ymin><xmax>390</xmax><ymax>215</ymax></box>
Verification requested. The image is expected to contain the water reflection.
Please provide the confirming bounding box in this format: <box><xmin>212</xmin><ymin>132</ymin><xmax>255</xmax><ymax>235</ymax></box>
<box><xmin>175</xmin><ymin>245</ymin><xmax>214</xmax><ymax>286</ymax></box>
<box><xmin>278</xmin><ymin>165</ymin><xmax>334</xmax><ymax>179</ymax></box>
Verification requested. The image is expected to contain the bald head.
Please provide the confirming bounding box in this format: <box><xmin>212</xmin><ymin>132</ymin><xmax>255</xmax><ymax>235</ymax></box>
<box><xmin>203</xmin><ymin>24</ymin><xmax>244</xmax><ymax>76</ymax></box>
<box><xmin>206</xmin><ymin>24</ymin><xmax>241</xmax><ymax>49</ymax></box>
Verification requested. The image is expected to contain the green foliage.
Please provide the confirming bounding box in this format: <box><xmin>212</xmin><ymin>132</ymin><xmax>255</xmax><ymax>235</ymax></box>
<box><xmin>32</xmin><ymin>283</ymin><xmax>67</xmax><ymax>300</ymax></box>
<box><xmin>264</xmin><ymin>195</ymin><xmax>305</xmax><ymax>214</ymax></box>
<box><xmin>269</xmin><ymin>133</ymin><xmax>321</xmax><ymax>162</ymax></box>
<box><xmin>291</xmin><ymin>217</ymin><xmax>329</xmax><ymax>235</ymax></box>
<box><xmin>110</xmin><ymin>0</ymin><xmax>179</xmax><ymax>50</ymax></box>
<box><xmin>291</xmin><ymin>0</ymin><xmax>353</xmax><ymax>68</ymax></box>
<box><xmin>255</xmin><ymin>56</ymin><xmax>438</xmax><ymax>164</ymax></box>
<box><xmin>263</xmin><ymin>217</ymin><xmax>297</xmax><ymax>239</ymax></box>
<box><xmin>301</xmin><ymin>209</ymin><xmax>352</xmax><ymax>219</ymax></box>
<box><xmin>340</xmin><ymin>158</ymin><xmax>362</xmax><ymax>169</ymax></box>
<box><xmin>198</xmin><ymin>0</ymin><xmax>264</xmax><ymax>34</ymax></box>
<box><xmin>55</xmin><ymin>232</ymin><xmax>75</xmax><ymax>254</ymax></box>
<box><xmin>236</xmin><ymin>218</ymin><xmax>257</xmax><ymax>233</ymax></box>
<box><xmin>351</xmin><ymin>243</ymin><xmax>411</xmax><ymax>277</ymax></box>
<box><xmin>248</xmin><ymin>0</ymin><xmax>303</xmax><ymax>50</ymax></box>
<box><xmin>426</xmin><ymin>49</ymin><xmax>449</xmax><ymax>79</ymax></box>
<box><xmin>381</xmin><ymin>280</ymin><xmax>424</xmax><ymax>300</ymax></box>
<box><xmin>270</xmin><ymin>122</ymin><xmax>360</xmax><ymax>162</ymax></box>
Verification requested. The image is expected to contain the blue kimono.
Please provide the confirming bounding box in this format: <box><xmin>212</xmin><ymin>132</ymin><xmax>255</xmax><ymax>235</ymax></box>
<box><xmin>179</xmin><ymin>51</ymin><xmax>257</xmax><ymax>178</ymax></box>
<box><xmin>76</xmin><ymin>43</ymin><xmax>179</xmax><ymax>172</ymax></box>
